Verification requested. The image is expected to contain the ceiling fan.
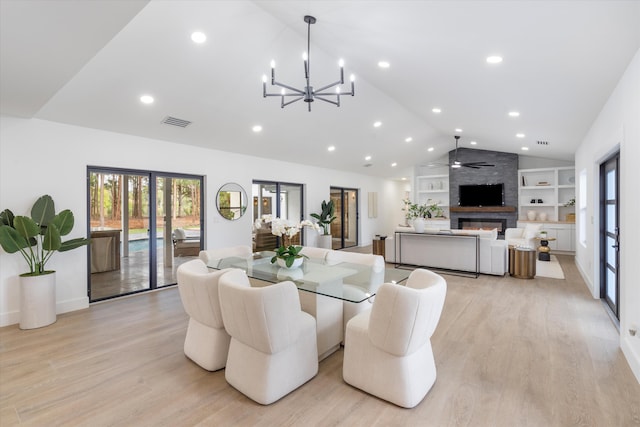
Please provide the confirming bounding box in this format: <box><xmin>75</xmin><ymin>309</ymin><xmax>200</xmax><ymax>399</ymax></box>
<box><xmin>447</xmin><ymin>135</ymin><xmax>495</xmax><ymax>169</ymax></box>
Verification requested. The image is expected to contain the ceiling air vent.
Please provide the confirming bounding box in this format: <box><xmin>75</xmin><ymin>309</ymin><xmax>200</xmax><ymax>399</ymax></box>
<box><xmin>537</xmin><ymin>140</ymin><xmax>549</xmax><ymax>146</ymax></box>
<box><xmin>162</xmin><ymin>116</ymin><xmax>192</xmax><ymax>128</ymax></box>
<box><xmin>363</xmin><ymin>163</ymin><xmax>373</xmax><ymax>167</ymax></box>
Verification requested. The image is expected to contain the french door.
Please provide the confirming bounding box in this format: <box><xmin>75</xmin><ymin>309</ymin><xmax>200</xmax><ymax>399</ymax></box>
<box><xmin>87</xmin><ymin>167</ymin><xmax>203</xmax><ymax>302</ymax></box>
<box><xmin>252</xmin><ymin>181</ymin><xmax>304</xmax><ymax>251</ymax></box>
<box><xmin>330</xmin><ymin>187</ymin><xmax>359</xmax><ymax>250</ymax></box>
<box><xmin>600</xmin><ymin>153</ymin><xmax>620</xmax><ymax>318</ymax></box>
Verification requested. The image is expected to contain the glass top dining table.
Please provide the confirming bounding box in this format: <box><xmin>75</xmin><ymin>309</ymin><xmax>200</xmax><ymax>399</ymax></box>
<box><xmin>206</xmin><ymin>251</ymin><xmax>409</xmax><ymax>303</ymax></box>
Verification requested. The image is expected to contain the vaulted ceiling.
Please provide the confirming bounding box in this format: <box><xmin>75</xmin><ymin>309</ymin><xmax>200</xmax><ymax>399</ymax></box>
<box><xmin>1</xmin><ymin>0</ymin><xmax>638</xmax><ymax>179</ymax></box>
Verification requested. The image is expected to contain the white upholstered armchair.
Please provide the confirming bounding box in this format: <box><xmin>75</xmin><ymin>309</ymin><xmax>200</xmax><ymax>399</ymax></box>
<box><xmin>324</xmin><ymin>251</ymin><xmax>385</xmax><ymax>335</ymax></box>
<box><xmin>176</xmin><ymin>259</ymin><xmax>231</xmax><ymax>371</ymax></box>
<box><xmin>198</xmin><ymin>245</ymin><xmax>252</xmax><ymax>267</ymax></box>
<box><xmin>342</xmin><ymin>268</ymin><xmax>447</xmax><ymax>408</ymax></box>
<box><xmin>218</xmin><ymin>269</ymin><xmax>318</xmax><ymax>405</ymax></box>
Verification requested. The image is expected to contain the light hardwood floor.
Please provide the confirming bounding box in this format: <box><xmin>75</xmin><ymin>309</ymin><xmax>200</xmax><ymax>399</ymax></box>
<box><xmin>1</xmin><ymin>255</ymin><xmax>639</xmax><ymax>426</ymax></box>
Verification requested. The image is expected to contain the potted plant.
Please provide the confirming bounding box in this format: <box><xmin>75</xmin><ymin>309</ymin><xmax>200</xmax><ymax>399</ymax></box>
<box><xmin>564</xmin><ymin>198</ymin><xmax>576</xmax><ymax>222</ymax></box>
<box><xmin>310</xmin><ymin>199</ymin><xmax>336</xmax><ymax>249</ymax></box>
<box><xmin>0</xmin><ymin>195</ymin><xmax>90</xmax><ymax>329</ymax></box>
<box><xmin>254</xmin><ymin>217</ymin><xmax>318</xmax><ymax>268</ymax></box>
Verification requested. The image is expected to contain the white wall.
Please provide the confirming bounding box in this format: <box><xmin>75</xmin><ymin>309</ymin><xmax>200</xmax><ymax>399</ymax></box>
<box><xmin>574</xmin><ymin>49</ymin><xmax>640</xmax><ymax>382</ymax></box>
<box><xmin>0</xmin><ymin>116</ymin><xmax>397</xmax><ymax>326</ymax></box>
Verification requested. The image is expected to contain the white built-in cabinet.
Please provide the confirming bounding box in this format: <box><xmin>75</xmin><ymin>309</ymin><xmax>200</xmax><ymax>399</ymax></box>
<box><xmin>415</xmin><ymin>174</ymin><xmax>449</xmax><ymax>218</ymax></box>
<box><xmin>518</xmin><ymin>166</ymin><xmax>576</xmax><ymax>252</ymax></box>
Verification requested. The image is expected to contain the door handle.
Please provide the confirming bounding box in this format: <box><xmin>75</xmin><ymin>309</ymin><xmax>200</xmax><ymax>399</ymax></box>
<box><xmin>612</xmin><ymin>244</ymin><xmax>619</xmax><ymax>249</ymax></box>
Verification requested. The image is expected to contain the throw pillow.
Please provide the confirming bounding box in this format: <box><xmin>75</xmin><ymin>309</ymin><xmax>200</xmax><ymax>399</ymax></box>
<box><xmin>523</xmin><ymin>223</ymin><xmax>542</xmax><ymax>239</ymax></box>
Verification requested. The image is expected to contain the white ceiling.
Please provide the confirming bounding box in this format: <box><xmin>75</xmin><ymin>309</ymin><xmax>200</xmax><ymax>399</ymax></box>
<box><xmin>1</xmin><ymin>0</ymin><xmax>639</xmax><ymax>179</ymax></box>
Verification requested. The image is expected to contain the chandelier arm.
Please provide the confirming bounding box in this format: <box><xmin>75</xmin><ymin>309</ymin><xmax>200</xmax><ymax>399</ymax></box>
<box><xmin>264</xmin><ymin>92</ymin><xmax>304</xmax><ymax>97</ymax></box>
<box><xmin>315</xmin><ymin>89</ymin><xmax>354</xmax><ymax>96</ymax></box>
<box><xmin>314</xmin><ymin>80</ymin><xmax>343</xmax><ymax>93</ymax></box>
<box><xmin>314</xmin><ymin>96</ymin><xmax>340</xmax><ymax>107</ymax></box>
<box><xmin>271</xmin><ymin>81</ymin><xmax>305</xmax><ymax>95</ymax></box>
<box><xmin>281</xmin><ymin>96</ymin><xmax>304</xmax><ymax>108</ymax></box>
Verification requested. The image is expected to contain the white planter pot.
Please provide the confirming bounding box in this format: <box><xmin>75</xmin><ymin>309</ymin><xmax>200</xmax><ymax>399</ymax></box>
<box><xmin>276</xmin><ymin>257</ymin><xmax>303</xmax><ymax>269</ymax></box>
<box><xmin>413</xmin><ymin>218</ymin><xmax>425</xmax><ymax>233</ymax></box>
<box><xmin>317</xmin><ymin>234</ymin><xmax>332</xmax><ymax>249</ymax></box>
<box><xmin>20</xmin><ymin>272</ymin><xmax>56</xmax><ymax>329</ymax></box>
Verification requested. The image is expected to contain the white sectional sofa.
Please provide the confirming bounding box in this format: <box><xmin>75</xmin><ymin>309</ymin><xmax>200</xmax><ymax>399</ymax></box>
<box><xmin>385</xmin><ymin>226</ymin><xmax>507</xmax><ymax>276</ymax></box>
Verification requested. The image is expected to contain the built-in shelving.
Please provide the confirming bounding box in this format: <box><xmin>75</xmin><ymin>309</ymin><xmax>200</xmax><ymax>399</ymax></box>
<box><xmin>518</xmin><ymin>166</ymin><xmax>576</xmax><ymax>253</ymax></box>
<box><xmin>518</xmin><ymin>167</ymin><xmax>575</xmax><ymax>222</ymax></box>
<box><xmin>415</xmin><ymin>174</ymin><xmax>450</xmax><ymax>219</ymax></box>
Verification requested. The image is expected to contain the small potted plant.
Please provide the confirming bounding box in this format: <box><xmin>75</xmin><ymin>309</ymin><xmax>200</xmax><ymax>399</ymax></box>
<box><xmin>564</xmin><ymin>198</ymin><xmax>576</xmax><ymax>222</ymax></box>
<box><xmin>0</xmin><ymin>195</ymin><xmax>90</xmax><ymax>329</ymax></box>
<box><xmin>310</xmin><ymin>199</ymin><xmax>336</xmax><ymax>249</ymax></box>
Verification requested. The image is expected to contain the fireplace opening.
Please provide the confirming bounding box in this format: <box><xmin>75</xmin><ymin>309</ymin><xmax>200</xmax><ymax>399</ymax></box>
<box><xmin>458</xmin><ymin>218</ymin><xmax>507</xmax><ymax>238</ymax></box>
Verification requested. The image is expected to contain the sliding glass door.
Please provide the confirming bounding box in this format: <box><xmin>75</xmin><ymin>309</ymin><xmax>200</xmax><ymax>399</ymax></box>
<box><xmin>330</xmin><ymin>187</ymin><xmax>359</xmax><ymax>249</ymax></box>
<box><xmin>252</xmin><ymin>181</ymin><xmax>303</xmax><ymax>251</ymax></box>
<box><xmin>88</xmin><ymin>167</ymin><xmax>203</xmax><ymax>302</ymax></box>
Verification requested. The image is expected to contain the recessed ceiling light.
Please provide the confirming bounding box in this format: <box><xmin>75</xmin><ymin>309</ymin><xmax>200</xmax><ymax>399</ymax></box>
<box><xmin>486</xmin><ymin>55</ymin><xmax>503</xmax><ymax>64</ymax></box>
<box><xmin>427</xmin><ymin>147</ymin><xmax>434</xmax><ymax>152</ymax></box>
<box><xmin>378</xmin><ymin>61</ymin><xmax>390</xmax><ymax>68</ymax></box>
<box><xmin>328</xmin><ymin>146</ymin><xmax>336</xmax><ymax>152</ymax></box>
<box><xmin>508</xmin><ymin>111</ymin><xmax>520</xmax><ymax>117</ymax></box>
<box><xmin>140</xmin><ymin>95</ymin><xmax>154</xmax><ymax>104</ymax></box>
<box><xmin>455</xmin><ymin>128</ymin><xmax>463</xmax><ymax>133</ymax></box>
<box><xmin>252</xmin><ymin>125</ymin><xmax>262</xmax><ymax>133</ymax></box>
<box><xmin>405</xmin><ymin>137</ymin><xmax>413</xmax><ymax>143</ymax></box>
<box><xmin>373</xmin><ymin>121</ymin><xmax>382</xmax><ymax>128</ymax></box>
<box><xmin>432</xmin><ymin>108</ymin><xmax>442</xmax><ymax>113</ymax></box>
<box><xmin>521</xmin><ymin>146</ymin><xmax>529</xmax><ymax>151</ymax></box>
<box><xmin>516</xmin><ymin>133</ymin><xmax>525</xmax><ymax>138</ymax></box>
<box><xmin>470</xmin><ymin>141</ymin><xmax>477</xmax><ymax>145</ymax></box>
<box><xmin>191</xmin><ymin>32</ymin><xmax>206</xmax><ymax>44</ymax></box>
<box><xmin>391</xmin><ymin>162</ymin><xmax>397</xmax><ymax>167</ymax></box>
<box><xmin>365</xmin><ymin>155</ymin><xmax>372</xmax><ymax>161</ymax></box>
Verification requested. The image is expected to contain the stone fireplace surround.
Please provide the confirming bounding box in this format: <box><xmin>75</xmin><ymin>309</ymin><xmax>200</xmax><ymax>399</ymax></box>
<box><xmin>448</xmin><ymin>148</ymin><xmax>519</xmax><ymax>235</ymax></box>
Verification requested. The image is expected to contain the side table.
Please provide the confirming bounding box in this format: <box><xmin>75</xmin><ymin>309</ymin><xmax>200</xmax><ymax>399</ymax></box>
<box><xmin>510</xmin><ymin>247</ymin><xmax>536</xmax><ymax>279</ymax></box>
<box><xmin>534</xmin><ymin>237</ymin><xmax>556</xmax><ymax>261</ymax></box>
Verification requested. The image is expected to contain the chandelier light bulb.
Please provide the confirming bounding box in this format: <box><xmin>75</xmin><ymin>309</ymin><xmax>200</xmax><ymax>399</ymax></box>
<box><xmin>350</xmin><ymin>74</ymin><xmax>355</xmax><ymax>82</ymax></box>
<box><xmin>336</xmin><ymin>86</ymin><xmax>341</xmax><ymax>94</ymax></box>
<box><xmin>339</xmin><ymin>59</ymin><xmax>344</xmax><ymax>67</ymax></box>
<box><xmin>303</xmin><ymin>52</ymin><xmax>308</xmax><ymax>61</ymax></box>
<box><xmin>262</xmin><ymin>75</ymin><xmax>267</xmax><ymax>83</ymax></box>
<box><xmin>270</xmin><ymin>60</ymin><xmax>275</xmax><ymax>69</ymax></box>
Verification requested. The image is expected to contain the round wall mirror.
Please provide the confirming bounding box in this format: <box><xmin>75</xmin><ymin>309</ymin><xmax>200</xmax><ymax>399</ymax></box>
<box><xmin>216</xmin><ymin>182</ymin><xmax>248</xmax><ymax>221</ymax></box>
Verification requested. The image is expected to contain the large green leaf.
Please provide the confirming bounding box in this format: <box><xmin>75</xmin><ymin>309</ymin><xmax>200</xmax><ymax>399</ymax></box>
<box><xmin>0</xmin><ymin>209</ymin><xmax>14</xmax><ymax>227</ymax></box>
<box><xmin>42</xmin><ymin>223</ymin><xmax>62</xmax><ymax>251</ymax></box>
<box><xmin>51</xmin><ymin>210</ymin><xmax>74</xmax><ymax>236</ymax></box>
<box><xmin>59</xmin><ymin>237</ymin><xmax>90</xmax><ymax>252</ymax></box>
<box><xmin>0</xmin><ymin>225</ymin><xmax>29</xmax><ymax>253</ymax></box>
<box><xmin>31</xmin><ymin>195</ymin><xmax>55</xmax><ymax>227</ymax></box>
<box><xmin>13</xmin><ymin>216</ymin><xmax>40</xmax><ymax>239</ymax></box>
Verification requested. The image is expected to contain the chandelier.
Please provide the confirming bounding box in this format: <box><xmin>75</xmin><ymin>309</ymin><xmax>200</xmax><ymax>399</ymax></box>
<box><xmin>262</xmin><ymin>15</ymin><xmax>355</xmax><ymax>111</ymax></box>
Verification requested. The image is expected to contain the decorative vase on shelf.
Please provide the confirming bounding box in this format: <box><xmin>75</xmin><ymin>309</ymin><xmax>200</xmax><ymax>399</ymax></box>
<box><xmin>276</xmin><ymin>257</ymin><xmax>303</xmax><ymax>270</ymax></box>
<box><xmin>527</xmin><ymin>210</ymin><xmax>537</xmax><ymax>221</ymax></box>
<box><xmin>413</xmin><ymin>218</ymin><xmax>426</xmax><ymax>233</ymax></box>
<box><xmin>538</xmin><ymin>212</ymin><xmax>548</xmax><ymax>221</ymax></box>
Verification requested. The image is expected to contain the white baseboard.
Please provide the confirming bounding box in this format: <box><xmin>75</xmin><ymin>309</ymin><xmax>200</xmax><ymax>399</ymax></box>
<box><xmin>57</xmin><ymin>296</ymin><xmax>89</xmax><ymax>314</ymax></box>
<box><xmin>621</xmin><ymin>337</ymin><xmax>640</xmax><ymax>384</ymax></box>
<box><xmin>0</xmin><ymin>297</ymin><xmax>89</xmax><ymax>327</ymax></box>
<box><xmin>0</xmin><ymin>310</ymin><xmax>20</xmax><ymax>327</ymax></box>
<box><xmin>574</xmin><ymin>255</ymin><xmax>597</xmax><ymax>298</ymax></box>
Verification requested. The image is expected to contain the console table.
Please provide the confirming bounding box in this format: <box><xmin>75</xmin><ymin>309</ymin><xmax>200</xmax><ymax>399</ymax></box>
<box><xmin>394</xmin><ymin>231</ymin><xmax>479</xmax><ymax>277</ymax></box>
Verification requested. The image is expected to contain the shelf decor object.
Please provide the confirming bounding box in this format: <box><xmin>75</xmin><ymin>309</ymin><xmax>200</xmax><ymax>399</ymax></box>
<box><xmin>262</xmin><ymin>15</ymin><xmax>355</xmax><ymax>111</ymax></box>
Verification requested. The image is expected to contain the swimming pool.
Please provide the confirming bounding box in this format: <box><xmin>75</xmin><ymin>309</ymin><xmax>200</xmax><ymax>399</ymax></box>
<box><xmin>127</xmin><ymin>238</ymin><xmax>163</xmax><ymax>252</ymax></box>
